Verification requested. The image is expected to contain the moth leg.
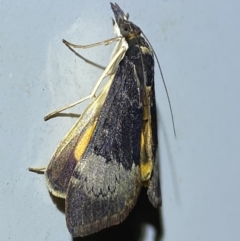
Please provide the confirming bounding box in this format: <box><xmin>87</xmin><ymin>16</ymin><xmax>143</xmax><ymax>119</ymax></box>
<box><xmin>44</xmin><ymin>95</ymin><xmax>92</xmax><ymax>121</ymax></box>
<box><xmin>28</xmin><ymin>166</ymin><xmax>46</xmax><ymax>174</ymax></box>
<box><xmin>44</xmin><ymin>46</ymin><xmax>127</xmax><ymax>121</ymax></box>
<box><xmin>62</xmin><ymin>37</ymin><xmax>124</xmax><ymax>71</ymax></box>
<box><xmin>63</xmin><ymin>42</ymin><xmax>105</xmax><ymax>70</ymax></box>
<box><xmin>63</xmin><ymin>37</ymin><xmax>120</xmax><ymax>50</ymax></box>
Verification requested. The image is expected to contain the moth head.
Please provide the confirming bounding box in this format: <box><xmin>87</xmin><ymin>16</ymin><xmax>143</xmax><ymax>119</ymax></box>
<box><xmin>111</xmin><ymin>2</ymin><xmax>141</xmax><ymax>39</ymax></box>
<box><xmin>119</xmin><ymin>22</ymin><xmax>141</xmax><ymax>39</ymax></box>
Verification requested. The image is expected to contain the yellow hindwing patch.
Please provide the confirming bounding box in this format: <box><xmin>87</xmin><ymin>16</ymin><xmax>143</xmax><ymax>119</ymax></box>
<box><xmin>74</xmin><ymin>120</ymin><xmax>98</xmax><ymax>160</ymax></box>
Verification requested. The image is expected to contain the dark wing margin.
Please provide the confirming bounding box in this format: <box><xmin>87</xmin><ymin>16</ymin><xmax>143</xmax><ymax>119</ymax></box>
<box><xmin>65</xmin><ymin>57</ymin><xmax>143</xmax><ymax>237</ymax></box>
<box><xmin>147</xmin><ymin>146</ymin><xmax>162</xmax><ymax>207</ymax></box>
<box><xmin>146</xmin><ymin>54</ymin><xmax>162</xmax><ymax>207</ymax></box>
<box><xmin>66</xmin><ymin>154</ymin><xmax>141</xmax><ymax>236</ymax></box>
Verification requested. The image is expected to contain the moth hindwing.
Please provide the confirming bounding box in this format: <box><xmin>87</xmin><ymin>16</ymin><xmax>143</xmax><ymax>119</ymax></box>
<box><xmin>30</xmin><ymin>2</ymin><xmax>161</xmax><ymax>237</ymax></box>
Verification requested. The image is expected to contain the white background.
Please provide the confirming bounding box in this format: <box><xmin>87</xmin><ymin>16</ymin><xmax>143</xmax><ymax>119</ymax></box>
<box><xmin>1</xmin><ymin>0</ymin><xmax>240</xmax><ymax>240</ymax></box>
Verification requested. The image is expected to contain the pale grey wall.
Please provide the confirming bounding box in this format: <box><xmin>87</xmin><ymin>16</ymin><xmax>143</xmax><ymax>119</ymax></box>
<box><xmin>1</xmin><ymin>0</ymin><xmax>240</xmax><ymax>240</ymax></box>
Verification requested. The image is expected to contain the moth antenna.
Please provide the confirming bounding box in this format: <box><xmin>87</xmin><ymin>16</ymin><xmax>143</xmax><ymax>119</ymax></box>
<box><xmin>142</xmin><ymin>31</ymin><xmax>177</xmax><ymax>138</ymax></box>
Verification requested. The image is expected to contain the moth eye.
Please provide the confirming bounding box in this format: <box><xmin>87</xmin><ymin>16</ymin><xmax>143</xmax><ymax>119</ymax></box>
<box><xmin>120</xmin><ymin>24</ymin><xmax>130</xmax><ymax>37</ymax></box>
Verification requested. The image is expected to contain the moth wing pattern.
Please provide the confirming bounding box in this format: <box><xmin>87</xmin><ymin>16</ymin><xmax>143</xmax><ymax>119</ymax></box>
<box><xmin>45</xmin><ymin>79</ymin><xmax>113</xmax><ymax>198</ymax></box>
<box><xmin>65</xmin><ymin>53</ymin><xmax>144</xmax><ymax>237</ymax></box>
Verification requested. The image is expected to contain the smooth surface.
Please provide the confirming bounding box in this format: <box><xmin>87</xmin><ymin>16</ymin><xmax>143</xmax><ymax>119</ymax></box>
<box><xmin>1</xmin><ymin>0</ymin><xmax>240</xmax><ymax>240</ymax></box>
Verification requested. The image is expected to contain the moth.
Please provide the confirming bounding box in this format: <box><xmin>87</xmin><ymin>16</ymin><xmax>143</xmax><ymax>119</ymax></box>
<box><xmin>29</xmin><ymin>2</ymin><xmax>167</xmax><ymax>237</ymax></box>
